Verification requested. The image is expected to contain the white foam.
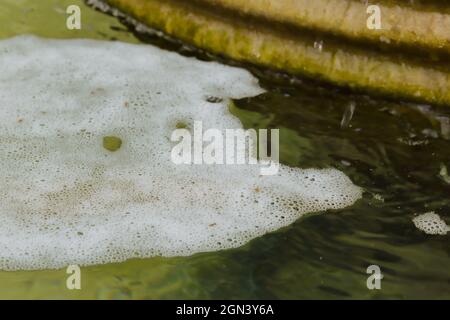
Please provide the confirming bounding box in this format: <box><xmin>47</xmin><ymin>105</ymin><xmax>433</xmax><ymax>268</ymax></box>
<box><xmin>0</xmin><ymin>36</ymin><xmax>362</xmax><ymax>270</ymax></box>
<box><xmin>413</xmin><ymin>212</ymin><xmax>449</xmax><ymax>235</ymax></box>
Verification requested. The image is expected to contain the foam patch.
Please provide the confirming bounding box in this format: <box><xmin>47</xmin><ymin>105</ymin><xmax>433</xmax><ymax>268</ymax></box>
<box><xmin>413</xmin><ymin>212</ymin><xmax>449</xmax><ymax>235</ymax></box>
<box><xmin>0</xmin><ymin>36</ymin><xmax>362</xmax><ymax>270</ymax></box>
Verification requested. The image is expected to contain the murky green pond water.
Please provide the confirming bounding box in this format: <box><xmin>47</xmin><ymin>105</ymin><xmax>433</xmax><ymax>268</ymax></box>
<box><xmin>0</xmin><ymin>0</ymin><xmax>448</xmax><ymax>299</ymax></box>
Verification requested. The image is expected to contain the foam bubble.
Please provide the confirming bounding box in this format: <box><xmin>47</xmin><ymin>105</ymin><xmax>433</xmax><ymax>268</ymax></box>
<box><xmin>0</xmin><ymin>36</ymin><xmax>362</xmax><ymax>270</ymax></box>
<box><xmin>413</xmin><ymin>212</ymin><xmax>449</xmax><ymax>235</ymax></box>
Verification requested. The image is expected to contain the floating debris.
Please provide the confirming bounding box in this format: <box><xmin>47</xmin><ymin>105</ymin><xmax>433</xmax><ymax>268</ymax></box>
<box><xmin>205</xmin><ymin>96</ymin><xmax>223</xmax><ymax>103</ymax></box>
<box><xmin>103</xmin><ymin>136</ymin><xmax>122</xmax><ymax>152</ymax></box>
<box><xmin>175</xmin><ymin>121</ymin><xmax>188</xmax><ymax>129</ymax></box>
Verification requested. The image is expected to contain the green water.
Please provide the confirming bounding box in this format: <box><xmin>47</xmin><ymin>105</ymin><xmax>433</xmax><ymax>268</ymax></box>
<box><xmin>0</xmin><ymin>0</ymin><xmax>449</xmax><ymax>299</ymax></box>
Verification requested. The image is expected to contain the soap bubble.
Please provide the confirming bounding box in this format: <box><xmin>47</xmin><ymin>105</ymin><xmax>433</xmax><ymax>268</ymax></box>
<box><xmin>413</xmin><ymin>212</ymin><xmax>449</xmax><ymax>235</ymax></box>
<box><xmin>0</xmin><ymin>36</ymin><xmax>362</xmax><ymax>270</ymax></box>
